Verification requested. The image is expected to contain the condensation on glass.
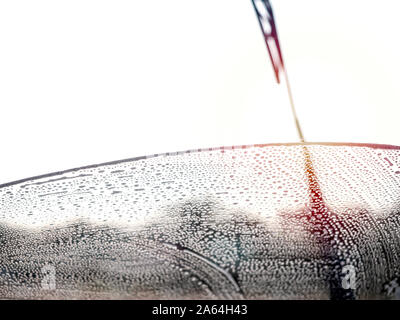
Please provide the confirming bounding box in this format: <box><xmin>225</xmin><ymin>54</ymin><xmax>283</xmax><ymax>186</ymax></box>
<box><xmin>0</xmin><ymin>143</ymin><xmax>399</xmax><ymax>299</ymax></box>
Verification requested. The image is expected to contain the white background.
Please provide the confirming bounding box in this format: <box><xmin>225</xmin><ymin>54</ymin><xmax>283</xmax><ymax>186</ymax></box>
<box><xmin>1</xmin><ymin>0</ymin><xmax>399</xmax><ymax>184</ymax></box>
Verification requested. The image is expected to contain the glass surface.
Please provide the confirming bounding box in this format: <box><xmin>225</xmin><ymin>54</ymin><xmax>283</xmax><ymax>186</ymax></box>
<box><xmin>1</xmin><ymin>143</ymin><xmax>399</xmax><ymax>299</ymax></box>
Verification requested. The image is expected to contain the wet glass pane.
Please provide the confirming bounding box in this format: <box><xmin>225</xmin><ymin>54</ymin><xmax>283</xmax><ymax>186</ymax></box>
<box><xmin>1</xmin><ymin>143</ymin><xmax>399</xmax><ymax>299</ymax></box>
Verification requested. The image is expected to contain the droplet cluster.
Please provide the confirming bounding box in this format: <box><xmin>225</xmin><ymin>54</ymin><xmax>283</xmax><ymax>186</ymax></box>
<box><xmin>0</xmin><ymin>143</ymin><xmax>399</xmax><ymax>299</ymax></box>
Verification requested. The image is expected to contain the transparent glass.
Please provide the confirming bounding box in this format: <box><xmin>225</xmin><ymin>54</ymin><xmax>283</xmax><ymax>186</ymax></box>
<box><xmin>1</xmin><ymin>143</ymin><xmax>399</xmax><ymax>299</ymax></box>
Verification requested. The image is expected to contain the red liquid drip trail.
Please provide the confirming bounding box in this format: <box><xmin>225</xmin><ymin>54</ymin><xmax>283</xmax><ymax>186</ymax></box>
<box><xmin>302</xmin><ymin>146</ymin><xmax>355</xmax><ymax>299</ymax></box>
<box><xmin>251</xmin><ymin>1</ymin><xmax>360</xmax><ymax>298</ymax></box>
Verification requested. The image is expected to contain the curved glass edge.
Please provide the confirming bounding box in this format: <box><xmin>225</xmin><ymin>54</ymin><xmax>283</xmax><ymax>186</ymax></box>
<box><xmin>1</xmin><ymin>141</ymin><xmax>399</xmax><ymax>189</ymax></box>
